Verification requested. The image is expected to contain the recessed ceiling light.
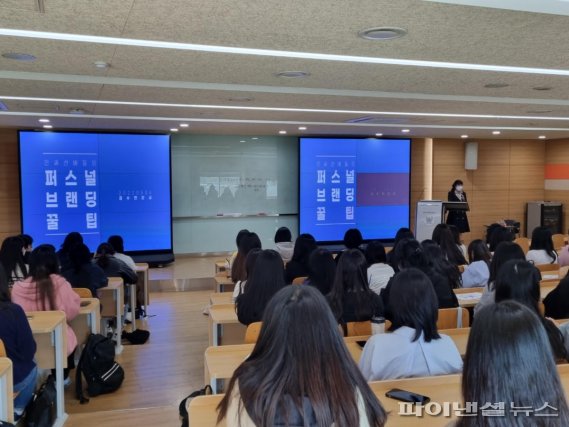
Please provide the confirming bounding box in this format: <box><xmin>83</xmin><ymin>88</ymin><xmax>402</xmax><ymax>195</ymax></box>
<box><xmin>279</xmin><ymin>130</ymin><xmax>287</xmax><ymax>134</ymax></box>
<box><xmin>484</xmin><ymin>83</ymin><xmax>509</xmax><ymax>89</ymax></box>
<box><xmin>43</xmin><ymin>124</ymin><xmax>53</xmax><ymax>129</ymax></box>
<box><xmin>375</xmin><ymin>133</ymin><xmax>383</xmax><ymax>137</ymax></box>
<box><xmin>492</xmin><ymin>131</ymin><xmax>501</xmax><ymax>135</ymax></box>
<box><xmin>298</xmin><ymin>126</ymin><xmax>307</xmax><ymax>131</ymax></box>
<box><xmin>252</xmin><ymin>137</ymin><xmax>259</xmax><ymax>140</ymax></box>
<box><xmin>358</xmin><ymin>27</ymin><xmax>407</xmax><ymax>41</ymax></box>
<box><xmin>93</xmin><ymin>61</ymin><xmax>110</xmax><ymax>69</ymax></box>
<box><xmin>2</xmin><ymin>52</ymin><xmax>36</xmax><ymax>61</ymax></box>
<box><xmin>533</xmin><ymin>86</ymin><xmax>552</xmax><ymax>91</ymax></box>
<box><xmin>461</xmin><ymin>135</ymin><xmax>469</xmax><ymax>138</ymax></box>
<box><xmin>180</xmin><ymin>123</ymin><xmax>189</xmax><ymax>127</ymax></box>
<box><xmin>538</xmin><ymin>135</ymin><xmax>547</xmax><ymax>139</ymax></box>
<box><xmin>401</xmin><ymin>129</ymin><xmax>410</xmax><ymax>133</ymax></box>
<box><xmin>240</xmin><ymin>140</ymin><xmax>246</xmax><ymax>143</ymax></box>
<box><xmin>275</xmin><ymin>71</ymin><xmax>310</xmax><ymax>78</ymax></box>
<box><xmin>38</xmin><ymin>118</ymin><xmax>50</xmax><ymax>123</ymax></box>
<box><xmin>170</xmin><ymin>128</ymin><xmax>178</xmax><ymax>132</ymax></box>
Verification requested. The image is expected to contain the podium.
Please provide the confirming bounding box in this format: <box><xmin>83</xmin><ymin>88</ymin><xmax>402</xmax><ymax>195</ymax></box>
<box><xmin>415</xmin><ymin>200</ymin><xmax>470</xmax><ymax>242</ymax></box>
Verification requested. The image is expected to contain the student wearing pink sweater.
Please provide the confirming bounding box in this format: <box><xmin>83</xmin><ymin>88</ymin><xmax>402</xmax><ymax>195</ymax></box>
<box><xmin>12</xmin><ymin>244</ymin><xmax>80</xmax><ymax>382</ymax></box>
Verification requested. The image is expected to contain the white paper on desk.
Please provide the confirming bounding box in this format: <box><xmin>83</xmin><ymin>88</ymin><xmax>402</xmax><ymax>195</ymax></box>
<box><xmin>456</xmin><ymin>292</ymin><xmax>482</xmax><ymax>300</ymax></box>
<box><xmin>542</xmin><ymin>274</ymin><xmax>558</xmax><ymax>280</ymax></box>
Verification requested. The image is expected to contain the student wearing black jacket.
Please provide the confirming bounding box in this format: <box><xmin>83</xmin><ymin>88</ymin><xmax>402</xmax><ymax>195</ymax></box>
<box><xmin>62</xmin><ymin>243</ymin><xmax>108</xmax><ymax>297</ymax></box>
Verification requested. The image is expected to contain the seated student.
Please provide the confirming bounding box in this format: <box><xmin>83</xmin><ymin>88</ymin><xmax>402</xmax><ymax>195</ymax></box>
<box><xmin>448</xmin><ymin>224</ymin><xmax>468</xmax><ymax>261</ymax></box>
<box><xmin>422</xmin><ymin>240</ymin><xmax>462</xmax><ymax>289</ymax></box>
<box><xmin>327</xmin><ymin>249</ymin><xmax>384</xmax><ymax>326</ymax></box>
<box><xmin>335</xmin><ymin>228</ymin><xmax>364</xmax><ymax>265</ymax></box>
<box><xmin>432</xmin><ymin>224</ymin><xmax>467</xmax><ymax>266</ymax></box>
<box><xmin>56</xmin><ymin>231</ymin><xmax>84</xmax><ymax>272</ymax></box>
<box><xmin>527</xmin><ymin>226</ymin><xmax>558</xmax><ymax>265</ymax></box>
<box><xmin>229</xmin><ymin>229</ymin><xmax>249</xmax><ymax>269</ymax></box>
<box><xmin>365</xmin><ymin>241</ymin><xmax>394</xmax><ymax>295</ymax></box>
<box><xmin>0</xmin><ymin>236</ymin><xmax>28</xmax><ymax>287</ymax></box>
<box><xmin>488</xmin><ymin>225</ymin><xmax>515</xmax><ymax>253</ymax></box>
<box><xmin>94</xmin><ymin>243</ymin><xmax>138</xmax><ymax>285</ymax></box>
<box><xmin>232</xmin><ymin>248</ymin><xmax>261</xmax><ymax>301</ymax></box>
<box><xmin>0</xmin><ymin>265</ymin><xmax>37</xmax><ymax>420</ymax></box>
<box><xmin>284</xmin><ymin>234</ymin><xmax>317</xmax><ymax>284</ymax></box>
<box><xmin>107</xmin><ymin>235</ymin><xmax>137</xmax><ymax>271</ymax></box>
<box><xmin>454</xmin><ymin>301</ymin><xmax>569</xmax><ymax>427</ymax></box>
<box><xmin>544</xmin><ymin>272</ymin><xmax>569</xmax><ymax>319</ymax></box>
<box><xmin>381</xmin><ymin>240</ymin><xmax>458</xmax><ymax>316</ymax></box>
<box><xmin>387</xmin><ymin>228</ymin><xmax>414</xmax><ymax>271</ymax></box>
<box><xmin>273</xmin><ymin>227</ymin><xmax>294</xmax><ymax>264</ymax></box>
<box><xmin>236</xmin><ymin>249</ymin><xmax>286</xmax><ymax>326</ymax></box>
<box><xmin>19</xmin><ymin>234</ymin><xmax>33</xmax><ymax>265</ymax></box>
<box><xmin>12</xmin><ymin>245</ymin><xmax>80</xmax><ymax>383</ymax></box>
<box><xmin>231</xmin><ymin>232</ymin><xmax>262</xmax><ymax>284</ymax></box>
<box><xmin>494</xmin><ymin>259</ymin><xmax>567</xmax><ymax>361</ymax></box>
<box><xmin>474</xmin><ymin>241</ymin><xmax>526</xmax><ymax>317</ymax></box>
<box><xmin>218</xmin><ymin>285</ymin><xmax>387</xmax><ymax>427</ymax></box>
<box><xmin>360</xmin><ymin>268</ymin><xmax>462</xmax><ymax>381</ymax></box>
<box><xmin>461</xmin><ymin>239</ymin><xmax>491</xmax><ymax>288</ymax></box>
<box><xmin>559</xmin><ymin>244</ymin><xmax>569</xmax><ymax>267</ymax></box>
<box><xmin>61</xmin><ymin>243</ymin><xmax>108</xmax><ymax>297</ymax></box>
<box><xmin>305</xmin><ymin>248</ymin><xmax>336</xmax><ymax>295</ymax></box>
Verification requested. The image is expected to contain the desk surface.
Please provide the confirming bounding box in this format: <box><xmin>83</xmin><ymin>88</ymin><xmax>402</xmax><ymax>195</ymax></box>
<box><xmin>79</xmin><ymin>298</ymin><xmax>99</xmax><ymax>314</ymax></box>
<box><xmin>107</xmin><ymin>277</ymin><xmax>124</xmax><ymax>288</ymax></box>
<box><xmin>210</xmin><ymin>293</ymin><xmax>233</xmax><ymax>305</ymax></box>
<box><xmin>209</xmin><ymin>304</ymin><xmax>238</xmax><ymax>324</ymax></box>
<box><xmin>27</xmin><ymin>310</ymin><xmax>66</xmax><ymax>333</ymax></box>
<box><xmin>455</xmin><ymin>283</ymin><xmax>557</xmax><ymax>308</ymax></box>
<box><xmin>214</xmin><ymin>275</ymin><xmax>233</xmax><ymax>286</ymax></box>
<box><xmin>191</xmin><ymin>364</ymin><xmax>569</xmax><ymax>427</ymax></box>
<box><xmin>135</xmin><ymin>263</ymin><xmax>149</xmax><ymax>272</ymax></box>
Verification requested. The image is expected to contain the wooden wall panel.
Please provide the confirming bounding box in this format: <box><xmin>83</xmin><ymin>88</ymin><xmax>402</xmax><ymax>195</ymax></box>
<box><xmin>410</xmin><ymin>139</ymin><xmax>426</xmax><ymax>233</ymax></box>
<box><xmin>544</xmin><ymin>140</ymin><xmax>569</xmax><ymax>234</ymax></box>
<box><xmin>432</xmin><ymin>138</ymin><xmax>545</xmax><ymax>242</ymax></box>
<box><xmin>0</xmin><ymin>130</ymin><xmax>20</xmax><ymax>240</ymax></box>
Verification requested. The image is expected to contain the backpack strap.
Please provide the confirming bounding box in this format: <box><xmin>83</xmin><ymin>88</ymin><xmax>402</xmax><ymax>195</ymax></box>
<box><xmin>75</xmin><ymin>342</ymin><xmax>89</xmax><ymax>404</ymax></box>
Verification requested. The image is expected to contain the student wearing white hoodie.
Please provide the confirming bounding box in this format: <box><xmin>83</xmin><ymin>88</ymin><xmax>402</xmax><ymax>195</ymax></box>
<box><xmin>274</xmin><ymin>227</ymin><xmax>294</xmax><ymax>264</ymax></box>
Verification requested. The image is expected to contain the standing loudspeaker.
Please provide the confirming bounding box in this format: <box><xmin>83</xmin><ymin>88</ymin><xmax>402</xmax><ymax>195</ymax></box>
<box><xmin>465</xmin><ymin>142</ymin><xmax>478</xmax><ymax>170</ymax></box>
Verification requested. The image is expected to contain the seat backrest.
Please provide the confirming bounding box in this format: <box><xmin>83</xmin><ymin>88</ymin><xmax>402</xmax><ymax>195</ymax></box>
<box><xmin>437</xmin><ymin>307</ymin><xmax>470</xmax><ymax>329</ymax></box>
<box><xmin>514</xmin><ymin>237</ymin><xmax>530</xmax><ymax>255</ymax></box>
<box><xmin>552</xmin><ymin>234</ymin><xmax>566</xmax><ymax>252</ymax></box>
<box><xmin>291</xmin><ymin>276</ymin><xmax>307</xmax><ymax>285</ymax></box>
<box><xmin>0</xmin><ymin>339</ymin><xmax>6</xmax><ymax>357</ymax></box>
<box><xmin>244</xmin><ymin>322</ymin><xmax>262</xmax><ymax>344</ymax></box>
<box><xmin>346</xmin><ymin>321</ymin><xmax>372</xmax><ymax>336</ymax></box>
<box><xmin>73</xmin><ymin>287</ymin><xmax>93</xmax><ymax>298</ymax></box>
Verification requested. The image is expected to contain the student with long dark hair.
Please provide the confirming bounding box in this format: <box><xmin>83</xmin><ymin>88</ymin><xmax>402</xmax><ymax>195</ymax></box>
<box><xmin>494</xmin><ymin>259</ymin><xmax>567</xmax><ymax>361</ymax></box>
<box><xmin>0</xmin><ymin>236</ymin><xmax>28</xmax><ymax>286</ymax></box>
<box><xmin>236</xmin><ymin>249</ymin><xmax>286</xmax><ymax>326</ymax></box>
<box><xmin>455</xmin><ymin>301</ymin><xmax>569</xmax><ymax>426</ymax></box>
<box><xmin>432</xmin><ymin>224</ymin><xmax>467</xmax><ymax>266</ymax></box>
<box><xmin>461</xmin><ymin>239</ymin><xmax>491</xmax><ymax>288</ymax></box>
<box><xmin>19</xmin><ymin>234</ymin><xmax>33</xmax><ymax>265</ymax></box>
<box><xmin>306</xmin><ymin>248</ymin><xmax>336</xmax><ymax>295</ymax></box>
<box><xmin>57</xmin><ymin>231</ymin><xmax>84</xmax><ymax>272</ymax></box>
<box><xmin>488</xmin><ymin>226</ymin><xmax>515</xmax><ymax>253</ymax></box>
<box><xmin>327</xmin><ymin>249</ymin><xmax>383</xmax><ymax>325</ymax></box>
<box><xmin>229</xmin><ymin>228</ymin><xmax>249</xmax><ymax>268</ymax></box>
<box><xmin>360</xmin><ymin>268</ymin><xmax>462</xmax><ymax>381</ymax></box>
<box><xmin>231</xmin><ymin>232</ymin><xmax>262</xmax><ymax>284</ymax></box>
<box><xmin>382</xmin><ymin>240</ymin><xmax>458</xmax><ymax>315</ymax></box>
<box><xmin>474</xmin><ymin>241</ymin><xmax>525</xmax><ymax>316</ymax></box>
<box><xmin>12</xmin><ymin>245</ymin><xmax>80</xmax><ymax>382</ymax></box>
<box><xmin>232</xmin><ymin>248</ymin><xmax>261</xmax><ymax>301</ymax></box>
<box><xmin>284</xmin><ymin>233</ymin><xmax>317</xmax><ymax>283</ymax></box>
<box><xmin>107</xmin><ymin>235</ymin><xmax>137</xmax><ymax>271</ymax></box>
<box><xmin>365</xmin><ymin>241</ymin><xmax>394</xmax><ymax>295</ymax></box>
<box><xmin>527</xmin><ymin>226</ymin><xmax>558</xmax><ymax>264</ymax></box>
<box><xmin>218</xmin><ymin>285</ymin><xmax>387</xmax><ymax>427</ymax></box>
<box><xmin>274</xmin><ymin>226</ymin><xmax>294</xmax><ymax>263</ymax></box>
<box><xmin>0</xmin><ymin>264</ymin><xmax>37</xmax><ymax>420</ymax></box>
<box><xmin>94</xmin><ymin>243</ymin><xmax>138</xmax><ymax>285</ymax></box>
<box><xmin>61</xmin><ymin>243</ymin><xmax>108</xmax><ymax>297</ymax></box>
<box><xmin>544</xmin><ymin>272</ymin><xmax>569</xmax><ymax>319</ymax></box>
<box><xmin>422</xmin><ymin>240</ymin><xmax>462</xmax><ymax>289</ymax></box>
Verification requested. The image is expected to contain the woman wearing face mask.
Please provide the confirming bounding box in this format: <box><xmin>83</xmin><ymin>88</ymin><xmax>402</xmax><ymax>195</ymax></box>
<box><xmin>446</xmin><ymin>179</ymin><xmax>470</xmax><ymax>234</ymax></box>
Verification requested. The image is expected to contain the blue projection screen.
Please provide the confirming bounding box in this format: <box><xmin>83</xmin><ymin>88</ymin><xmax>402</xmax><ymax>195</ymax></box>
<box><xmin>19</xmin><ymin>131</ymin><xmax>172</xmax><ymax>253</ymax></box>
<box><xmin>299</xmin><ymin>137</ymin><xmax>411</xmax><ymax>242</ymax></box>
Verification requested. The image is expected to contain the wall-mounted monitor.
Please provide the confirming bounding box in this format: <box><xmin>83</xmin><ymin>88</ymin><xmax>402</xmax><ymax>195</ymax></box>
<box><xmin>299</xmin><ymin>137</ymin><xmax>411</xmax><ymax>243</ymax></box>
<box><xmin>19</xmin><ymin>131</ymin><xmax>173</xmax><ymax>263</ymax></box>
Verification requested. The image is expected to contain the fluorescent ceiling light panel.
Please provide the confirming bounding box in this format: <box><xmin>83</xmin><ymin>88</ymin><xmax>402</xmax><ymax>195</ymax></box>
<box><xmin>1</xmin><ymin>28</ymin><xmax>569</xmax><ymax>76</ymax></box>
<box><xmin>3</xmin><ymin>95</ymin><xmax>569</xmax><ymax>121</ymax></box>
<box><xmin>2</xmin><ymin>110</ymin><xmax>569</xmax><ymax>131</ymax></box>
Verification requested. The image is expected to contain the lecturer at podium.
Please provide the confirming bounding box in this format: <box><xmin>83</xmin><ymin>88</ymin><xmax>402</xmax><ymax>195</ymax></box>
<box><xmin>446</xmin><ymin>179</ymin><xmax>470</xmax><ymax>233</ymax></box>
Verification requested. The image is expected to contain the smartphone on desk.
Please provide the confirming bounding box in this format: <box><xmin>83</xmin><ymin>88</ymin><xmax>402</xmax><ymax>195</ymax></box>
<box><xmin>385</xmin><ymin>388</ymin><xmax>430</xmax><ymax>405</ymax></box>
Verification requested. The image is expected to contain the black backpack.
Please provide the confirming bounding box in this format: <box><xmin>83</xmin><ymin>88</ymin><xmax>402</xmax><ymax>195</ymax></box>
<box><xmin>179</xmin><ymin>385</ymin><xmax>213</xmax><ymax>427</ymax></box>
<box><xmin>24</xmin><ymin>375</ymin><xmax>56</xmax><ymax>427</ymax></box>
<box><xmin>76</xmin><ymin>333</ymin><xmax>125</xmax><ymax>404</ymax></box>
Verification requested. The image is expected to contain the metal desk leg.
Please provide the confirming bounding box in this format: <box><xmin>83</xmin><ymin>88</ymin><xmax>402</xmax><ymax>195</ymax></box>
<box><xmin>53</xmin><ymin>323</ymin><xmax>68</xmax><ymax>427</ymax></box>
<box><xmin>115</xmin><ymin>288</ymin><xmax>123</xmax><ymax>354</ymax></box>
<box><xmin>129</xmin><ymin>284</ymin><xmax>137</xmax><ymax>331</ymax></box>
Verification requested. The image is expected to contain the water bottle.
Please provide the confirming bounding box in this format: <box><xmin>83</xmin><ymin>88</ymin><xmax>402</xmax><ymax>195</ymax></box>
<box><xmin>371</xmin><ymin>316</ymin><xmax>385</xmax><ymax>335</ymax></box>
